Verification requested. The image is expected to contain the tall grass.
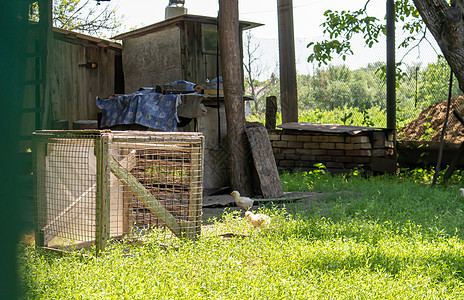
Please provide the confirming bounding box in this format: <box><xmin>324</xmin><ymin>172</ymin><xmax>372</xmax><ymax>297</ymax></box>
<box><xmin>19</xmin><ymin>170</ymin><xmax>464</xmax><ymax>299</ymax></box>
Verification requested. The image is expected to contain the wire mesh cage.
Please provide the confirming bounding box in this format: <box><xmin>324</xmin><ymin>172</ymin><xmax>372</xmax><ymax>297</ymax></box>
<box><xmin>33</xmin><ymin>130</ymin><xmax>204</xmax><ymax>252</ymax></box>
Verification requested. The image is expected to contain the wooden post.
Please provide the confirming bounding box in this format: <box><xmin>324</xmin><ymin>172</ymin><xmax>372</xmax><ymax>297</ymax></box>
<box><xmin>119</xmin><ymin>149</ymin><xmax>137</xmax><ymax>236</ymax></box>
<box><xmin>33</xmin><ymin>141</ymin><xmax>47</xmax><ymax>247</ymax></box>
<box><xmin>188</xmin><ymin>137</ymin><xmax>204</xmax><ymax>239</ymax></box>
<box><xmin>277</xmin><ymin>0</ymin><xmax>298</xmax><ymax>123</ymax></box>
<box><xmin>218</xmin><ymin>0</ymin><xmax>253</xmax><ymax>196</ymax></box>
<box><xmin>39</xmin><ymin>0</ymin><xmax>52</xmax><ymax>129</ymax></box>
<box><xmin>265</xmin><ymin>96</ymin><xmax>277</xmax><ymax>130</ymax></box>
<box><xmin>386</xmin><ymin>0</ymin><xmax>396</xmax><ymax>131</ymax></box>
<box><xmin>95</xmin><ymin>133</ymin><xmax>110</xmax><ymax>254</ymax></box>
<box><xmin>386</xmin><ymin>0</ymin><xmax>397</xmax><ymax>173</ymax></box>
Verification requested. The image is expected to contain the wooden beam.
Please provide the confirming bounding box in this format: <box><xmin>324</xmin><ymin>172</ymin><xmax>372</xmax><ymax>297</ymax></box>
<box><xmin>120</xmin><ymin>150</ymin><xmax>137</xmax><ymax>235</ymax></box>
<box><xmin>42</xmin><ymin>183</ymin><xmax>96</xmax><ymax>240</ymax></box>
<box><xmin>277</xmin><ymin>0</ymin><xmax>298</xmax><ymax>123</ymax></box>
<box><xmin>386</xmin><ymin>0</ymin><xmax>396</xmax><ymax>131</ymax></box>
<box><xmin>38</xmin><ymin>0</ymin><xmax>53</xmax><ymax>129</ymax></box>
<box><xmin>265</xmin><ymin>96</ymin><xmax>277</xmax><ymax>130</ymax></box>
<box><xmin>95</xmin><ymin>134</ymin><xmax>110</xmax><ymax>253</ymax></box>
<box><xmin>187</xmin><ymin>141</ymin><xmax>203</xmax><ymax>239</ymax></box>
<box><xmin>33</xmin><ymin>142</ymin><xmax>46</xmax><ymax>247</ymax></box>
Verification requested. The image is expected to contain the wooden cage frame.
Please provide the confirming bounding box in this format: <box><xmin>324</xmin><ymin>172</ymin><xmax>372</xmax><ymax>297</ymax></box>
<box><xmin>33</xmin><ymin>130</ymin><xmax>204</xmax><ymax>252</ymax></box>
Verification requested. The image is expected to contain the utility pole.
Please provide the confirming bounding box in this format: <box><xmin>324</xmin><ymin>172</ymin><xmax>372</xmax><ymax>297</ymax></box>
<box><xmin>218</xmin><ymin>0</ymin><xmax>252</xmax><ymax>196</ymax></box>
<box><xmin>277</xmin><ymin>0</ymin><xmax>298</xmax><ymax>123</ymax></box>
<box><xmin>386</xmin><ymin>0</ymin><xmax>396</xmax><ymax>131</ymax></box>
<box><xmin>39</xmin><ymin>0</ymin><xmax>53</xmax><ymax>129</ymax></box>
<box><xmin>386</xmin><ymin>0</ymin><xmax>397</xmax><ymax>172</ymax></box>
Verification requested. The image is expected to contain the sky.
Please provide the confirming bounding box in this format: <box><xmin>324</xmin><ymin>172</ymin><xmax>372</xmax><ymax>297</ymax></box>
<box><xmin>106</xmin><ymin>0</ymin><xmax>441</xmax><ymax>79</ymax></box>
<box><xmin>113</xmin><ymin>0</ymin><xmax>385</xmax><ymax>39</ymax></box>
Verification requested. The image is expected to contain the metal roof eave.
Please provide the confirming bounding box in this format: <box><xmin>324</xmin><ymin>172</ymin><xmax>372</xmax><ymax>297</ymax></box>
<box><xmin>53</xmin><ymin>27</ymin><xmax>122</xmax><ymax>50</ymax></box>
<box><xmin>112</xmin><ymin>14</ymin><xmax>263</xmax><ymax>40</ymax></box>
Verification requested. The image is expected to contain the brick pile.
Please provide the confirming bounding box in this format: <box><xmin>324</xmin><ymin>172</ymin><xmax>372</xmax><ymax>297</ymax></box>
<box><xmin>268</xmin><ymin>129</ymin><xmax>395</xmax><ymax>174</ymax></box>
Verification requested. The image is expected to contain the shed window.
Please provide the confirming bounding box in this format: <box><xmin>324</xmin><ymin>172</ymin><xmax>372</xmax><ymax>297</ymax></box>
<box><xmin>202</xmin><ymin>23</ymin><xmax>219</xmax><ymax>54</ymax></box>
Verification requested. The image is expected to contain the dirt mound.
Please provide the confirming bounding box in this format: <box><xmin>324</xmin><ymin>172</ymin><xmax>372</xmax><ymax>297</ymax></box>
<box><xmin>398</xmin><ymin>94</ymin><xmax>464</xmax><ymax>143</ymax></box>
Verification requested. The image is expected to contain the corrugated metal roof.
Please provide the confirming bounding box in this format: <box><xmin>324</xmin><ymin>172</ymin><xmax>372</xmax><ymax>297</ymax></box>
<box><xmin>112</xmin><ymin>14</ymin><xmax>263</xmax><ymax>40</ymax></box>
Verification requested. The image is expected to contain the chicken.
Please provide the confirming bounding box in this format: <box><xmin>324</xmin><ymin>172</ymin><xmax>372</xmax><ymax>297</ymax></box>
<box><xmin>460</xmin><ymin>188</ymin><xmax>464</xmax><ymax>198</ymax></box>
<box><xmin>230</xmin><ymin>191</ymin><xmax>254</xmax><ymax>211</ymax></box>
<box><xmin>245</xmin><ymin>211</ymin><xmax>271</xmax><ymax>229</ymax></box>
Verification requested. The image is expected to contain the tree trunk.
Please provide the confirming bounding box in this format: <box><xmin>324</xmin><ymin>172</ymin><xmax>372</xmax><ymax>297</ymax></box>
<box><xmin>413</xmin><ymin>0</ymin><xmax>464</xmax><ymax>92</ymax></box>
<box><xmin>218</xmin><ymin>0</ymin><xmax>253</xmax><ymax>196</ymax></box>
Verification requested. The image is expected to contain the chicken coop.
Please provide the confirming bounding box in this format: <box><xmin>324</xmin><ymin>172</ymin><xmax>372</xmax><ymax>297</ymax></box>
<box><xmin>33</xmin><ymin>130</ymin><xmax>204</xmax><ymax>252</ymax></box>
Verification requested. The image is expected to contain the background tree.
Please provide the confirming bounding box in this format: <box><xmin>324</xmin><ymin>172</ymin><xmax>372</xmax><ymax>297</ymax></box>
<box><xmin>243</xmin><ymin>31</ymin><xmax>261</xmax><ymax>103</ymax></box>
<box><xmin>418</xmin><ymin>56</ymin><xmax>461</xmax><ymax>107</ymax></box>
<box><xmin>307</xmin><ymin>0</ymin><xmax>464</xmax><ymax>93</ymax></box>
<box><xmin>307</xmin><ymin>0</ymin><xmax>424</xmax><ymax>66</ymax></box>
<box><xmin>296</xmin><ymin>74</ymin><xmax>315</xmax><ymax>111</ymax></box>
<box><xmin>242</xmin><ymin>31</ymin><xmax>278</xmax><ymax>111</ymax></box>
<box><xmin>30</xmin><ymin>0</ymin><xmax>123</xmax><ymax>37</ymax></box>
<box><xmin>413</xmin><ymin>0</ymin><xmax>464</xmax><ymax>92</ymax></box>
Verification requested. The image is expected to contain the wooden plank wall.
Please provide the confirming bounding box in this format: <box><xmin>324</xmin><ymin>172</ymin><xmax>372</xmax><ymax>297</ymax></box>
<box><xmin>182</xmin><ymin>21</ymin><xmax>202</xmax><ymax>84</ymax></box>
<box><xmin>122</xmin><ymin>26</ymin><xmax>182</xmax><ymax>93</ymax></box>
<box><xmin>23</xmin><ymin>28</ymin><xmax>122</xmax><ymax>138</ymax></box>
<box><xmin>48</xmin><ymin>35</ymin><xmax>119</xmax><ymax>126</ymax></box>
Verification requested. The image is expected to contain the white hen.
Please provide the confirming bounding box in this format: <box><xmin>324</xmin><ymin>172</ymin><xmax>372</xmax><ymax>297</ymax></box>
<box><xmin>245</xmin><ymin>211</ymin><xmax>271</xmax><ymax>229</ymax></box>
<box><xmin>230</xmin><ymin>191</ymin><xmax>254</xmax><ymax>211</ymax></box>
<box><xmin>460</xmin><ymin>188</ymin><xmax>464</xmax><ymax>198</ymax></box>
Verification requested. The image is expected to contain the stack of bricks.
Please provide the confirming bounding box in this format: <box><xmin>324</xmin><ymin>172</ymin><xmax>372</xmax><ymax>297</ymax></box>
<box><xmin>268</xmin><ymin>129</ymin><xmax>395</xmax><ymax>174</ymax></box>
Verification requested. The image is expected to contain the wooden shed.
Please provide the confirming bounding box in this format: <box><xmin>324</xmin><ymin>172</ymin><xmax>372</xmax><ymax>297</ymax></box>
<box><xmin>111</xmin><ymin>14</ymin><xmax>262</xmax><ymax>194</ymax></box>
<box><xmin>22</xmin><ymin>26</ymin><xmax>124</xmax><ymax>149</ymax></box>
<box><xmin>113</xmin><ymin>14</ymin><xmax>262</xmax><ymax>93</ymax></box>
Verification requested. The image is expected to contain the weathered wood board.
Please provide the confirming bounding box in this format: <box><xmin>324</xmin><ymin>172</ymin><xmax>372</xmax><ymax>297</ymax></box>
<box><xmin>277</xmin><ymin>122</ymin><xmax>382</xmax><ymax>135</ymax></box>
<box><xmin>246</xmin><ymin>122</ymin><xmax>284</xmax><ymax>198</ymax></box>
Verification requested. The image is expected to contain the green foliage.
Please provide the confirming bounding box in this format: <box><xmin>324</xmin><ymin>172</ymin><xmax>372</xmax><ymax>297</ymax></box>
<box><xmin>248</xmin><ymin>105</ymin><xmax>387</xmax><ymax>128</ymax></box>
<box><xmin>20</xmin><ymin>170</ymin><xmax>464</xmax><ymax>298</ymax></box>
<box><xmin>418</xmin><ymin>56</ymin><xmax>461</xmax><ymax>109</ymax></box>
<box><xmin>307</xmin><ymin>0</ymin><xmax>423</xmax><ymax>67</ymax></box>
<box><xmin>308</xmin><ymin>7</ymin><xmax>382</xmax><ymax>66</ymax></box>
<box><xmin>30</xmin><ymin>0</ymin><xmax>123</xmax><ymax>38</ymax></box>
<box><xmin>305</xmin><ymin>0</ymin><xmax>446</xmax><ymax>126</ymax></box>
<box><xmin>28</xmin><ymin>2</ymin><xmax>39</xmax><ymax>21</ymax></box>
<box><xmin>279</xmin><ymin>168</ymin><xmax>464</xmax><ymax>235</ymax></box>
<box><xmin>399</xmin><ymin>166</ymin><xmax>464</xmax><ymax>186</ymax></box>
<box><xmin>280</xmin><ymin>164</ymin><xmax>329</xmax><ymax>192</ymax></box>
<box><xmin>54</xmin><ymin>0</ymin><xmax>123</xmax><ymax>37</ymax></box>
<box><xmin>247</xmin><ymin>54</ymin><xmax>456</xmax><ymax>135</ymax></box>
<box><xmin>418</xmin><ymin>121</ymin><xmax>438</xmax><ymax>140</ymax></box>
<box><xmin>248</xmin><ymin>63</ymin><xmax>388</xmax><ymax>124</ymax></box>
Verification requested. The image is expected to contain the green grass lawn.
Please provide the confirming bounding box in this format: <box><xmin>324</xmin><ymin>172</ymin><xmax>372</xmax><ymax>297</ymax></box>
<box><xmin>20</xmin><ymin>170</ymin><xmax>464</xmax><ymax>299</ymax></box>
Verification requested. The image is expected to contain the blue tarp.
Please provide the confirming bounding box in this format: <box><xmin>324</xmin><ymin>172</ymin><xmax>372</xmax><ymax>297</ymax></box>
<box><xmin>97</xmin><ymin>88</ymin><xmax>180</xmax><ymax>132</ymax></box>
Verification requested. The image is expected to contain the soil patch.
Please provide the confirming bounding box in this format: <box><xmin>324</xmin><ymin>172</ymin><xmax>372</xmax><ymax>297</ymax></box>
<box><xmin>202</xmin><ymin>191</ymin><xmax>354</xmax><ymax>222</ymax></box>
<box><xmin>398</xmin><ymin>94</ymin><xmax>464</xmax><ymax>143</ymax></box>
